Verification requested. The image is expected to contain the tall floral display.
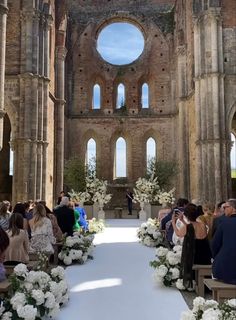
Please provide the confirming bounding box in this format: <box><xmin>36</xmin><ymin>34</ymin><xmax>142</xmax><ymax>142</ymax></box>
<box><xmin>86</xmin><ymin>177</ymin><xmax>112</xmax><ymax>219</ymax></box>
<box><xmin>68</xmin><ymin>189</ymin><xmax>91</xmax><ymax>207</ymax></box>
<box><xmin>133</xmin><ymin>175</ymin><xmax>175</xmax><ymax>220</ymax></box>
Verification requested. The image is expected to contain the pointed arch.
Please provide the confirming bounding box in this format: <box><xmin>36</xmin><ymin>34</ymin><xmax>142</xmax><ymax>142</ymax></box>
<box><xmin>142</xmin><ymin>83</ymin><xmax>149</xmax><ymax>108</ymax></box>
<box><xmin>116</xmin><ymin>83</ymin><xmax>125</xmax><ymax>109</ymax></box>
<box><xmin>92</xmin><ymin>84</ymin><xmax>101</xmax><ymax>109</ymax></box>
<box><xmin>146</xmin><ymin>137</ymin><xmax>156</xmax><ymax>172</ymax></box>
<box><xmin>114</xmin><ymin>137</ymin><xmax>126</xmax><ymax>178</ymax></box>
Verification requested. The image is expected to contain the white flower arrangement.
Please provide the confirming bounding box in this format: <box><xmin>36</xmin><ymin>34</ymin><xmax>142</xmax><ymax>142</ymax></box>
<box><xmin>68</xmin><ymin>189</ymin><xmax>91</xmax><ymax>204</ymax></box>
<box><xmin>150</xmin><ymin>245</ymin><xmax>182</xmax><ymax>287</ymax></box>
<box><xmin>155</xmin><ymin>188</ymin><xmax>176</xmax><ymax>205</ymax></box>
<box><xmin>58</xmin><ymin>233</ymin><xmax>94</xmax><ymax>265</ymax></box>
<box><xmin>88</xmin><ymin>218</ymin><xmax>105</xmax><ymax>234</ymax></box>
<box><xmin>137</xmin><ymin>218</ymin><xmax>164</xmax><ymax>247</ymax></box>
<box><xmin>180</xmin><ymin>297</ymin><xmax>236</xmax><ymax>320</ymax></box>
<box><xmin>133</xmin><ymin>175</ymin><xmax>160</xmax><ymax>204</ymax></box>
<box><xmin>86</xmin><ymin>177</ymin><xmax>112</xmax><ymax>206</ymax></box>
<box><xmin>0</xmin><ymin>265</ymin><xmax>69</xmax><ymax>320</ymax></box>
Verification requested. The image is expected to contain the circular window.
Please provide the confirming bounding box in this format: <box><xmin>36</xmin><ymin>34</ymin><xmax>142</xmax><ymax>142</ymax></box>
<box><xmin>97</xmin><ymin>22</ymin><xmax>145</xmax><ymax>65</ymax></box>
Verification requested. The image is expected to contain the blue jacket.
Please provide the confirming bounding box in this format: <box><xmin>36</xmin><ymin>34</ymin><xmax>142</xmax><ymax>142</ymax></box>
<box><xmin>211</xmin><ymin>214</ymin><xmax>236</xmax><ymax>285</ymax></box>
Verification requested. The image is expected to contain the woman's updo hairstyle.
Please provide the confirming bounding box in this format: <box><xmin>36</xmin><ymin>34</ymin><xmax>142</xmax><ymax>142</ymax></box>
<box><xmin>184</xmin><ymin>203</ymin><xmax>199</xmax><ymax>222</ymax></box>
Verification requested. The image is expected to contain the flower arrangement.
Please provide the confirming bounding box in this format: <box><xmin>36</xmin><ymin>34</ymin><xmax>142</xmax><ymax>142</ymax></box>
<box><xmin>88</xmin><ymin>218</ymin><xmax>105</xmax><ymax>234</ymax></box>
<box><xmin>58</xmin><ymin>233</ymin><xmax>94</xmax><ymax>265</ymax></box>
<box><xmin>155</xmin><ymin>188</ymin><xmax>176</xmax><ymax>206</ymax></box>
<box><xmin>0</xmin><ymin>264</ymin><xmax>69</xmax><ymax>320</ymax></box>
<box><xmin>137</xmin><ymin>218</ymin><xmax>164</xmax><ymax>247</ymax></box>
<box><xmin>180</xmin><ymin>297</ymin><xmax>236</xmax><ymax>320</ymax></box>
<box><xmin>86</xmin><ymin>177</ymin><xmax>112</xmax><ymax>206</ymax></box>
<box><xmin>150</xmin><ymin>245</ymin><xmax>182</xmax><ymax>287</ymax></box>
<box><xmin>133</xmin><ymin>175</ymin><xmax>160</xmax><ymax>204</ymax></box>
<box><xmin>68</xmin><ymin>189</ymin><xmax>91</xmax><ymax>204</ymax></box>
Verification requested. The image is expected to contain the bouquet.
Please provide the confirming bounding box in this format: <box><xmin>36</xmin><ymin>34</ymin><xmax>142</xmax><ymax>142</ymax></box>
<box><xmin>181</xmin><ymin>297</ymin><xmax>236</xmax><ymax>320</ymax></box>
<box><xmin>86</xmin><ymin>177</ymin><xmax>112</xmax><ymax>206</ymax></box>
<box><xmin>0</xmin><ymin>264</ymin><xmax>69</xmax><ymax>320</ymax></box>
<box><xmin>133</xmin><ymin>175</ymin><xmax>160</xmax><ymax>204</ymax></box>
<box><xmin>150</xmin><ymin>245</ymin><xmax>182</xmax><ymax>287</ymax></box>
<box><xmin>88</xmin><ymin>218</ymin><xmax>105</xmax><ymax>234</ymax></box>
<box><xmin>58</xmin><ymin>233</ymin><xmax>94</xmax><ymax>265</ymax></box>
<box><xmin>137</xmin><ymin>218</ymin><xmax>163</xmax><ymax>247</ymax></box>
<box><xmin>155</xmin><ymin>188</ymin><xmax>176</xmax><ymax>205</ymax></box>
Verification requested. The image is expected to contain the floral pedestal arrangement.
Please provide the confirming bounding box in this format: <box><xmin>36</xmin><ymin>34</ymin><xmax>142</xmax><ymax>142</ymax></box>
<box><xmin>97</xmin><ymin>205</ymin><xmax>105</xmax><ymax>220</ymax></box>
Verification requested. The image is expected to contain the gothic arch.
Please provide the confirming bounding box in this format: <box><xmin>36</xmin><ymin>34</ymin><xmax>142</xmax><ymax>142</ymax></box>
<box><xmin>142</xmin><ymin>129</ymin><xmax>163</xmax><ymax>169</ymax></box>
<box><xmin>4</xmin><ymin>95</ymin><xmax>18</xmax><ymax>141</ymax></box>
<box><xmin>227</xmin><ymin>100</ymin><xmax>236</xmax><ymax>134</ymax></box>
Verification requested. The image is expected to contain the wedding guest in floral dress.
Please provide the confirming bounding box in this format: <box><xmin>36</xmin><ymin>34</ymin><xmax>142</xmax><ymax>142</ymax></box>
<box><xmin>29</xmin><ymin>203</ymin><xmax>56</xmax><ymax>254</ymax></box>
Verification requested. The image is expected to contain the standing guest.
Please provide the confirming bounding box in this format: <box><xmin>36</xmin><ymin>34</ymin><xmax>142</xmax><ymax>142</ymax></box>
<box><xmin>0</xmin><ymin>226</ymin><xmax>9</xmax><ymax>282</ymax></box>
<box><xmin>29</xmin><ymin>203</ymin><xmax>55</xmax><ymax>254</ymax></box>
<box><xmin>57</xmin><ymin>190</ymin><xmax>65</xmax><ymax>205</ymax></box>
<box><xmin>13</xmin><ymin>202</ymin><xmax>28</xmax><ymax>231</ymax></box>
<box><xmin>198</xmin><ymin>202</ymin><xmax>215</xmax><ymax>240</ymax></box>
<box><xmin>126</xmin><ymin>189</ymin><xmax>134</xmax><ymax>215</ymax></box>
<box><xmin>172</xmin><ymin>203</ymin><xmax>211</xmax><ymax>289</ymax></box>
<box><xmin>0</xmin><ymin>202</ymin><xmax>11</xmax><ymax>231</ymax></box>
<box><xmin>212</xmin><ymin>199</ymin><xmax>236</xmax><ymax>285</ymax></box>
<box><xmin>53</xmin><ymin>197</ymin><xmax>75</xmax><ymax>236</ymax></box>
<box><xmin>5</xmin><ymin>213</ymin><xmax>29</xmax><ymax>264</ymax></box>
<box><xmin>3</xmin><ymin>200</ymin><xmax>11</xmax><ymax>214</ymax></box>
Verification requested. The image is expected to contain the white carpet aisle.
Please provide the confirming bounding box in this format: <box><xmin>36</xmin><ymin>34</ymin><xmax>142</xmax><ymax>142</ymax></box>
<box><xmin>57</xmin><ymin>219</ymin><xmax>188</xmax><ymax>320</ymax></box>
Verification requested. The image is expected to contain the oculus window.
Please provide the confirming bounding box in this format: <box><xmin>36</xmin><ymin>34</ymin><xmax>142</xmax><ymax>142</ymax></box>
<box><xmin>97</xmin><ymin>22</ymin><xmax>144</xmax><ymax>65</ymax></box>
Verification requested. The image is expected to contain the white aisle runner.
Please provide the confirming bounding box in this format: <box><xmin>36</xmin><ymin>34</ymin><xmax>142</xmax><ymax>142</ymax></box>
<box><xmin>57</xmin><ymin>219</ymin><xmax>188</xmax><ymax>320</ymax></box>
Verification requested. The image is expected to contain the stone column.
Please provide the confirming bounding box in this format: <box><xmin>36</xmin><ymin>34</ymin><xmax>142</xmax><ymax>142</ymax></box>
<box><xmin>0</xmin><ymin>0</ymin><xmax>8</xmax><ymax>150</ymax></box>
<box><xmin>55</xmin><ymin>46</ymin><xmax>67</xmax><ymax>198</ymax></box>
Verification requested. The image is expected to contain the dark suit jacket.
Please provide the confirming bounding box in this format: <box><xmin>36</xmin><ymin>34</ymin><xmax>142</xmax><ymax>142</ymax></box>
<box><xmin>211</xmin><ymin>214</ymin><xmax>236</xmax><ymax>284</ymax></box>
<box><xmin>53</xmin><ymin>205</ymin><xmax>75</xmax><ymax>236</ymax></box>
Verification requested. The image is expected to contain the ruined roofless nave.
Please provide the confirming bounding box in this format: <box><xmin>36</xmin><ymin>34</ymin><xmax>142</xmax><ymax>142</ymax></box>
<box><xmin>0</xmin><ymin>0</ymin><xmax>236</xmax><ymax>207</ymax></box>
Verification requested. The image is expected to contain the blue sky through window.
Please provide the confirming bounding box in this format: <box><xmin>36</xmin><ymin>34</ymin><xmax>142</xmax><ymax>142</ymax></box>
<box><xmin>93</xmin><ymin>84</ymin><xmax>101</xmax><ymax>109</ymax></box>
<box><xmin>116</xmin><ymin>137</ymin><xmax>126</xmax><ymax>177</ymax></box>
<box><xmin>142</xmin><ymin>83</ymin><xmax>149</xmax><ymax>108</ymax></box>
<box><xmin>97</xmin><ymin>22</ymin><xmax>144</xmax><ymax>65</ymax></box>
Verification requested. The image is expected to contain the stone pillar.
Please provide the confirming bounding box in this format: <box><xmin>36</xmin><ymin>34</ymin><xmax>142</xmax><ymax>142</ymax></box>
<box><xmin>0</xmin><ymin>0</ymin><xmax>8</xmax><ymax>150</ymax></box>
<box><xmin>55</xmin><ymin>46</ymin><xmax>67</xmax><ymax>198</ymax></box>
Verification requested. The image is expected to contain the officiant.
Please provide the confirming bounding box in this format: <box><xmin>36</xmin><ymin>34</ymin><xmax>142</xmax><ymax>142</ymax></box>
<box><xmin>126</xmin><ymin>189</ymin><xmax>133</xmax><ymax>215</ymax></box>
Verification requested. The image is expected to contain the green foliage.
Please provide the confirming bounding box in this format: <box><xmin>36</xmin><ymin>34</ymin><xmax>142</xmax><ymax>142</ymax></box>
<box><xmin>64</xmin><ymin>157</ymin><xmax>86</xmax><ymax>192</ymax></box>
<box><xmin>147</xmin><ymin>158</ymin><xmax>179</xmax><ymax>189</ymax></box>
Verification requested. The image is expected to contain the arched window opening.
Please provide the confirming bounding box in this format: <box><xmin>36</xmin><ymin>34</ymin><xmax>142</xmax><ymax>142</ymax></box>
<box><xmin>9</xmin><ymin>148</ymin><xmax>14</xmax><ymax>176</ymax></box>
<box><xmin>142</xmin><ymin>83</ymin><xmax>149</xmax><ymax>108</ymax></box>
<box><xmin>115</xmin><ymin>137</ymin><xmax>127</xmax><ymax>178</ymax></box>
<box><xmin>87</xmin><ymin>138</ymin><xmax>96</xmax><ymax>177</ymax></box>
<box><xmin>93</xmin><ymin>84</ymin><xmax>101</xmax><ymax>109</ymax></box>
<box><xmin>146</xmin><ymin>137</ymin><xmax>156</xmax><ymax>173</ymax></box>
<box><xmin>231</xmin><ymin>133</ymin><xmax>236</xmax><ymax>178</ymax></box>
<box><xmin>116</xmin><ymin>83</ymin><xmax>125</xmax><ymax>109</ymax></box>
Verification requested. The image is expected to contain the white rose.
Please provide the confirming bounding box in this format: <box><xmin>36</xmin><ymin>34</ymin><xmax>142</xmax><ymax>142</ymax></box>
<box><xmin>44</xmin><ymin>292</ymin><xmax>56</xmax><ymax>309</ymax></box>
<box><xmin>16</xmin><ymin>305</ymin><xmax>37</xmax><ymax>320</ymax></box>
<box><xmin>47</xmin><ymin>304</ymin><xmax>60</xmax><ymax>319</ymax></box>
<box><xmin>31</xmin><ymin>289</ymin><xmax>44</xmax><ymax>305</ymax></box>
<box><xmin>2</xmin><ymin>312</ymin><xmax>13</xmax><ymax>320</ymax></box>
<box><xmin>170</xmin><ymin>267</ymin><xmax>180</xmax><ymax>279</ymax></box>
<box><xmin>156</xmin><ymin>265</ymin><xmax>168</xmax><ymax>277</ymax></box>
<box><xmin>227</xmin><ymin>299</ymin><xmax>236</xmax><ymax>309</ymax></box>
<box><xmin>176</xmin><ymin>279</ymin><xmax>186</xmax><ymax>290</ymax></box>
<box><xmin>51</xmin><ymin>266</ymin><xmax>65</xmax><ymax>280</ymax></box>
<box><xmin>156</xmin><ymin>246</ymin><xmax>168</xmax><ymax>257</ymax></box>
<box><xmin>14</xmin><ymin>263</ymin><xmax>28</xmax><ymax>277</ymax></box>
<box><xmin>180</xmin><ymin>310</ymin><xmax>195</xmax><ymax>320</ymax></box>
<box><xmin>202</xmin><ymin>308</ymin><xmax>221</xmax><ymax>320</ymax></box>
<box><xmin>10</xmin><ymin>292</ymin><xmax>26</xmax><ymax>310</ymax></box>
<box><xmin>63</xmin><ymin>256</ymin><xmax>72</xmax><ymax>265</ymax></box>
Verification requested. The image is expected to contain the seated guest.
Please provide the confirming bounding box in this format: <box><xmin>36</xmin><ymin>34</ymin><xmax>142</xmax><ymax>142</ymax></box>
<box><xmin>75</xmin><ymin>202</ymin><xmax>88</xmax><ymax>231</ymax></box>
<box><xmin>0</xmin><ymin>226</ymin><xmax>10</xmax><ymax>282</ymax></box>
<box><xmin>5</xmin><ymin>213</ymin><xmax>29</xmax><ymax>264</ymax></box>
<box><xmin>212</xmin><ymin>199</ymin><xmax>236</xmax><ymax>285</ymax></box>
<box><xmin>0</xmin><ymin>202</ymin><xmax>11</xmax><ymax>231</ymax></box>
<box><xmin>53</xmin><ymin>197</ymin><xmax>75</xmax><ymax>236</ymax></box>
<box><xmin>40</xmin><ymin>201</ymin><xmax>63</xmax><ymax>242</ymax></box>
<box><xmin>172</xmin><ymin>203</ymin><xmax>211</xmax><ymax>289</ymax></box>
<box><xmin>158</xmin><ymin>203</ymin><xmax>172</xmax><ymax>222</ymax></box>
<box><xmin>29</xmin><ymin>203</ymin><xmax>55</xmax><ymax>254</ymax></box>
<box><xmin>212</xmin><ymin>201</ymin><xmax>226</xmax><ymax>237</ymax></box>
<box><xmin>13</xmin><ymin>202</ymin><xmax>28</xmax><ymax>231</ymax></box>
